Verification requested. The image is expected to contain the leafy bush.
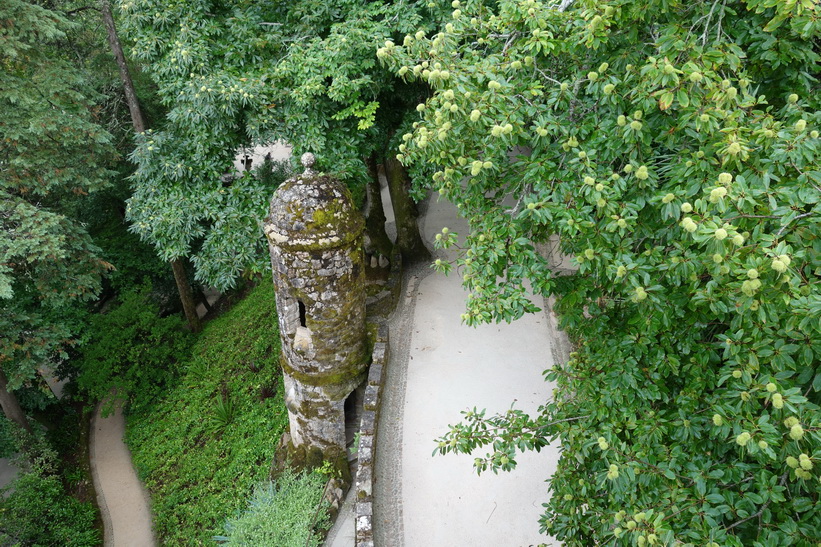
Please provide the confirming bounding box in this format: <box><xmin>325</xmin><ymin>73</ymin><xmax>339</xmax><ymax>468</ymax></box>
<box><xmin>125</xmin><ymin>279</ymin><xmax>289</xmax><ymax>545</ymax></box>
<box><xmin>91</xmin><ymin>215</ymin><xmax>173</xmax><ymax>296</ymax></box>
<box><xmin>14</xmin><ymin>383</ymin><xmax>60</xmax><ymax>414</ymax></box>
<box><xmin>1</xmin><ymin>426</ymin><xmax>98</xmax><ymax>547</ymax></box>
<box><xmin>0</xmin><ymin>470</ymin><xmax>100</xmax><ymax>546</ymax></box>
<box><xmin>75</xmin><ymin>287</ymin><xmax>194</xmax><ymax>410</ymax></box>
<box><xmin>215</xmin><ymin>470</ymin><xmax>330</xmax><ymax>547</ymax></box>
<box><xmin>0</xmin><ymin>417</ymin><xmax>16</xmax><ymax>458</ymax></box>
<box><xmin>386</xmin><ymin>0</ymin><xmax>821</xmax><ymax>544</ymax></box>
<box><xmin>252</xmin><ymin>156</ymin><xmax>292</xmax><ymax>193</ymax></box>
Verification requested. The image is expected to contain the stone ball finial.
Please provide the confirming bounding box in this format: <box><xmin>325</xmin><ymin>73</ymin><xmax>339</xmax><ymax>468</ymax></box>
<box><xmin>301</xmin><ymin>152</ymin><xmax>316</xmax><ymax>173</ymax></box>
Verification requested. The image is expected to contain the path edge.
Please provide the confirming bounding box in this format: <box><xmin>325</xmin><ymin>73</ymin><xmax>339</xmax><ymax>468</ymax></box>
<box><xmin>90</xmin><ymin>399</ymin><xmax>157</xmax><ymax>547</ymax></box>
<box><xmin>89</xmin><ymin>401</ymin><xmax>115</xmax><ymax>547</ymax></box>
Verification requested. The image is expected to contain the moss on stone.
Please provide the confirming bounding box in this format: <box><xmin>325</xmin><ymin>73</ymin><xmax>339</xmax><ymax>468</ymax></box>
<box><xmin>366</xmin><ymin>321</ymin><xmax>378</xmax><ymax>356</ymax></box>
<box><xmin>280</xmin><ymin>353</ymin><xmax>369</xmax><ymax>389</ymax></box>
<box><xmin>267</xmin><ymin>169</ymin><xmax>367</xmax><ymax>491</ymax></box>
<box><xmin>282</xmin><ymin>441</ymin><xmax>351</xmax><ymax>487</ymax></box>
<box><xmin>305</xmin><ymin>195</ymin><xmax>350</xmax><ymax>231</ymax></box>
<box><xmin>366</xmin><ymin>282</ymin><xmax>386</xmax><ymax>297</ymax></box>
<box><xmin>285</xmin><ymin>200</ymin><xmax>305</xmax><ymax>221</ymax></box>
<box><xmin>273</xmin><ymin>174</ymin><xmax>365</xmax><ymax>252</ymax></box>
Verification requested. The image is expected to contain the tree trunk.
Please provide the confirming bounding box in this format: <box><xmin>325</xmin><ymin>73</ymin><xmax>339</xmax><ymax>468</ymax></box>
<box><xmin>383</xmin><ymin>156</ymin><xmax>430</xmax><ymax>263</ymax></box>
<box><xmin>171</xmin><ymin>258</ymin><xmax>202</xmax><ymax>332</ymax></box>
<box><xmin>102</xmin><ymin>6</ymin><xmax>202</xmax><ymax>330</ymax></box>
<box><xmin>364</xmin><ymin>154</ymin><xmax>393</xmax><ymax>257</ymax></box>
<box><xmin>101</xmin><ymin>0</ymin><xmax>146</xmax><ymax>133</ymax></box>
<box><xmin>196</xmin><ymin>287</ymin><xmax>213</xmax><ymax>313</ymax></box>
<box><xmin>0</xmin><ymin>370</ymin><xmax>31</xmax><ymax>433</ymax></box>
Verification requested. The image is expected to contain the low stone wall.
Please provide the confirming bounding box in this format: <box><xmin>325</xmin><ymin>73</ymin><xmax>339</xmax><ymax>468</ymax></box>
<box><xmin>353</xmin><ymin>322</ymin><xmax>389</xmax><ymax>547</ymax></box>
<box><xmin>351</xmin><ymin>247</ymin><xmax>401</xmax><ymax>546</ymax></box>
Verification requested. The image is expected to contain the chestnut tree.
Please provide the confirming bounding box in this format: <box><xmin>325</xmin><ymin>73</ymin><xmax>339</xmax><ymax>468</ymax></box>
<box><xmin>381</xmin><ymin>0</ymin><xmax>820</xmax><ymax>544</ymax></box>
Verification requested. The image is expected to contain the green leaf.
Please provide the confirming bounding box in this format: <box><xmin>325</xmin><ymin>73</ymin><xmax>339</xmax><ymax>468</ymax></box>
<box><xmin>676</xmin><ymin>88</ymin><xmax>690</xmax><ymax>108</ymax></box>
<box><xmin>659</xmin><ymin>91</ymin><xmax>675</xmax><ymax>111</ymax></box>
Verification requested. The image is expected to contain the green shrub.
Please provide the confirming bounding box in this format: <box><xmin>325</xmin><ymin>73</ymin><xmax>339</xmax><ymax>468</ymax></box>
<box><xmin>126</xmin><ymin>279</ymin><xmax>288</xmax><ymax>545</ymax></box>
<box><xmin>206</xmin><ymin>395</ymin><xmax>236</xmax><ymax>434</ymax></box>
<box><xmin>0</xmin><ymin>470</ymin><xmax>100</xmax><ymax>546</ymax></box>
<box><xmin>1</xmin><ymin>416</ymin><xmax>100</xmax><ymax>546</ymax></box>
<box><xmin>75</xmin><ymin>287</ymin><xmax>194</xmax><ymax>410</ymax></box>
<box><xmin>91</xmin><ymin>218</ymin><xmax>172</xmax><ymax>295</ymax></box>
<box><xmin>0</xmin><ymin>417</ymin><xmax>16</xmax><ymax>458</ymax></box>
<box><xmin>252</xmin><ymin>156</ymin><xmax>292</xmax><ymax>193</ymax></box>
<box><xmin>215</xmin><ymin>470</ymin><xmax>330</xmax><ymax>547</ymax></box>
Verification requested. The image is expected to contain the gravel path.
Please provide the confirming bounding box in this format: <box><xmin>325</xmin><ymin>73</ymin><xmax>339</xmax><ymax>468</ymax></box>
<box><xmin>373</xmin><ymin>263</ymin><xmax>424</xmax><ymax>546</ymax></box>
<box><xmin>90</xmin><ymin>400</ymin><xmax>156</xmax><ymax>546</ymax></box>
<box><xmin>374</xmin><ymin>197</ymin><xmax>562</xmax><ymax>546</ymax></box>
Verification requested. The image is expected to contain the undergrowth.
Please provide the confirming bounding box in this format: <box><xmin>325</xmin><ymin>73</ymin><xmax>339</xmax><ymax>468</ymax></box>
<box><xmin>0</xmin><ymin>417</ymin><xmax>15</xmax><ymax>458</ymax></box>
<box><xmin>1</xmin><ymin>423</ymin><xmax>100</xmax><ymax>547</ymax></box>
<box><xmin>75</xmin><ymin>287</ymin><xmax>195</xmax><ymax>410</ymax></box>
<box><xmin>125</xmin><ymin>279</ymin><xmax>290</xmax><ymax>545</ymax></box>
<box><xmin>214</xmin><ymin>470</ymin><xmax>330</xmax><ymax>546</ymax></box>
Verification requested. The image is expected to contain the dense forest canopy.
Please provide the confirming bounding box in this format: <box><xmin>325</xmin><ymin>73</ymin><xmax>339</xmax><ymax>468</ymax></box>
<box><xmin>1</xmin><ymin>0</ymin><xmax>818</xmax><ymax>544</ymax></box>
<box><xmin>118</xmin><ymin>0</ymin><xmax>437</xmax><ymax>289</ymax></box>
<box><xmin>1</xmin><ymin>0</ymin><xmax>118</xmax><ymax>398</ymax></box>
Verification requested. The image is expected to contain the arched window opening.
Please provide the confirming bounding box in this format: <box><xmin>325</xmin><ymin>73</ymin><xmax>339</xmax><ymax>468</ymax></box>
<box><xmin>298</xmin><ymin>300</ymin><xmax>307</xmax><ymax>328</ymax></box>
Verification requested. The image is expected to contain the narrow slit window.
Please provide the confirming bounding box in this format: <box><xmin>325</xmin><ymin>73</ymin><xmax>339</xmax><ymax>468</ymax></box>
<box><xmin>298</xmin><ymin>300</ymin><xmax>307</xmax><ymax>328</ymax></box>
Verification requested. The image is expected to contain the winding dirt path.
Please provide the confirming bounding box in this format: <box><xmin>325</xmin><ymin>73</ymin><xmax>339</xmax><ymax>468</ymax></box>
<box><xmin>90</xmin><ymin>401</ymin><xmax>156</xmax><ymax>547</ymax></box>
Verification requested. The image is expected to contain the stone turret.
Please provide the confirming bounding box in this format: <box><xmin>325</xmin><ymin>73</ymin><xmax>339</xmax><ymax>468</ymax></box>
<box><xmin>264</xmin><ymin>153</ymin><xmax>367</xmax><ymax>473</ymax></box>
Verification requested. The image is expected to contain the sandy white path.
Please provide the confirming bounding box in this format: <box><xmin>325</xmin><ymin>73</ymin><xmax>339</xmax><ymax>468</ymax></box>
<box><xmin>395</xmin><ymin>197</ymin><xmax>560</xmax><ymax>546</ymax></box>
<box><xmin>90</xmin><ymin>402</ymin><xmax>156</xmax><ymax>547</ymax></box>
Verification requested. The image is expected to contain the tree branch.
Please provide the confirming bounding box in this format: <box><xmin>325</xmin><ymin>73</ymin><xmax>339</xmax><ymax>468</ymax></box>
<box><xmin>775</xmin><ymin>211</ymin><xmax>813</xmax><ymax>237</ymax></box>
<box><xmin>724</xmin><ymin>472</ymin><xmax>788</xmax><ymax>531</ymax></box>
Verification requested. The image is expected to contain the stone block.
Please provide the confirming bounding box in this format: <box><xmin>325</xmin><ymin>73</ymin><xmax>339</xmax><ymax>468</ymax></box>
<box><xmin>363</xmin><ymin>385</ymin><xmax>379</xmax><ymax>411</ymax></box>
<box><xmin>359</xmin><ymin>443</ymin><xmax>373</xmax><ymax>465</ymax></box>
<box><xmin>356</xmin><ymin>517</ymin><xmax>373</xmax><ymax>546</ymax></box>
<box><xmin>360</xmin><ymin>411</ymin><xmax>376</xmax><ymax>435</ymax></box>
<box><xmin>356</xmin><ymin>502</ymin><xmax>373</xmax><ymax>519</ymax></box>
<box><xmin>367</xmin><ymin>363</ymin><xmax>383</xmax><ymax>386</ymax></box>
<box><xmin>378</xmin><ymin>323</ymin><xmax>389</xmax><ymax>342</ymax></box>
<box><xmin>372</xmin><ymin>342</ymin><xmax>387</xmax><ymax>366</ymax></box>
<box><xmin>359</xmin><ymin>434</ymin><xmax>373</xmax><ymax>451</ymax></box>
<box><xmin>356</xmin><ymin>465</ymin><xmax>372</xmax><ymax>499</ymax></box>
<box><xmin>357</xmin><ymin>435</ymin><xmax>374</xmax><ymax>466</ymax></box>
<box><xmin>356</xmin><ymin>515</ymin><xmax>373</xmax><ymax>536</ymax></box>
